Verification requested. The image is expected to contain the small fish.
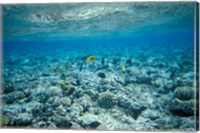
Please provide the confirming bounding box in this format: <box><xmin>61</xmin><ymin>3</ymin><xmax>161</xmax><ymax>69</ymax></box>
<box><xmin>79</xmin><ymin>64</ymin><xmax>83</xmax><ymax>71</ymax></box>
<box><xmin>121</xmin><ymin>64</ymin><xmax>125</xmax><ymax>72</ymax></box>
<box><xmin>101</xmin><ymin>57</ymin><xmax>105</xmax><ymax>66</ymax></box>
<box><xmin>86</xmin><ymin>56</ymin><xmax>96</xmax><ymax>63</ymax></box>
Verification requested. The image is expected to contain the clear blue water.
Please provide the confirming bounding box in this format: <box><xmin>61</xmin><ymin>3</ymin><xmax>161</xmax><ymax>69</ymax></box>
<box><xmin>1</xmin><ymin>2</ymin><xmax>197</xmax><ymax>131</ymax></box>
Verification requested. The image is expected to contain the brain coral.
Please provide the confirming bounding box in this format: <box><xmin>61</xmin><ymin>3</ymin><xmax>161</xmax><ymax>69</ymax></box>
<box><xmin>98</xmin><ymin>91</ymin><xmax>116</xmax><ymax>109</ymax></box>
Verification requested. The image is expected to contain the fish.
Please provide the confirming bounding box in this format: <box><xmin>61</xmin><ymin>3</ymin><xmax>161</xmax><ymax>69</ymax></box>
<box><xmin>121</xmin><ymin>64</ymin><xmax>125</xmax><ymax>72</ymax></box>
<box><xmin>86</xmin><ymin>56</ymin><xmax>96</xmax><ymax>63</ymax></box>
<box><xmin>101</xmin><ymin>57</ymin><xmax>105</xmax><ymax>66</ymax></box>
<box><xmin>79</xmin><ymin>64</ymin><xmax>83</xmax><ymax>71</ymax></box>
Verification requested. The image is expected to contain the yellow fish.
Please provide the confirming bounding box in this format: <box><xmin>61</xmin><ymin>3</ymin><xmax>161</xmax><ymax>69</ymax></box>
<box><xmin>86</xmin><ymin>56</ymin><xmax>96</xmax><ymax>63</ymax></box>
<box><xmin>121</xmin><ymin>64</ymin><xmax>125</xmax><ymax>72</ymax></box>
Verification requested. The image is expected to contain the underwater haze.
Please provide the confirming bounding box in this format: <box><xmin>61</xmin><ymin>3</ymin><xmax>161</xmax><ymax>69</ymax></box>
<box><xmin>1</xmin><ymin>2</ymin><xmax>198</xmax><ymax>131</ymax></box>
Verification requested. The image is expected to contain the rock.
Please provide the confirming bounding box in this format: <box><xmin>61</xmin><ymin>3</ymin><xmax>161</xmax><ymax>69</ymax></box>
<box><xmin>97</xmin><ymin>124</ymin><xmax>108</xmax><ymax>130</ymax></box>
<box><xmin>20</xmin><ymin>108</ymin><xmax>27</xmax><ymax>113</ymax></box>
<box><xmin>112</xmin><ymin>58</ymin><xmax>120</xmax><ymax>65</ymax></box>
<box><xmin>3</xmin><ymin>80</ymin><xmax>15</xmax><ymax>93</ymax></box>
<box><xmin>126</xmin><ymin>59</ymin><xmax>132</xmax><ymax>65</ymax></box>
<box><xmin>40</xmin><ymin>115</ymin><xmax>48</xmax><ymax>121</ymax></box>
<box><xmin>31</xmin><ymin>102</ymin><xmax>44</xmax><ymax>117</ymax></box>
<box><xmin>65</xmin><ymin>63</ymin><xmax>73</xmax><ymax>71</ymax></box>
<box><xmin>118</xmin><ymin>96</ymin><xmax>147</xmax><ymax>119</ymax></box>
<box><xmin>36</xmin><ymin>92</ymin><xmax>50</xmax><ymax>103</ymax></box>
<box><xmin>83</xmin><ymin>90</ymin><xmax>97</xmax><ymax>100</ymax></box>
<box><xmin>15</xmin><ymin>113</ymin><xmax>32</xmax><ymax>126</ymax></box>
<box><xmin>136</xmin><ymin>76</ymin><xmax>152</xmax><ymax>85</ymax></box>
<box><xmin>55</xmin><ymin>105</ymin><xmax>67</xmax><ymax>116</ymax></box>
<box><xmin>70</xmin><ymin>122</ymin><xmax>83</xmax><ymax>129</ymax></box>
<box><xmin>34</xmin><ymin>87</ymin><xmax>60</xmax><ymax>103</ymax></box>
<box><xmin>128</xmin><ymin>103</ymin><xmax>147</xmax><ymax>119</ymax></box>
<box><xmin>60</xmin><ymin>81</ymin><xmax>71</xmax><ymax>89</ymax></box>
<box><xmin>146</xmin><ymin>69</ymin><xmax>157</xmax><ymax>76</ymax></box>
<box><xmin>98</xmin><ymin>72</ymin><xmax>106</xmax><ymax>79</ymax></box>
<box><xmin>171</xmin><ymin>117</ymin><xmax>182</xmax><ymax>128</ymax></box>
<box><xmin>148</xmin><ymin>112</ymin><xmax>159</xmax><ymax>121</ymax></box>
<box><xmin>98</xmin><ymin>81</ymin><xmax>119</xmax><ymax>93</ymax></box>
<box><xmin>49</xmin><ymin>96</ymin><xmax>71</xmax><ymax>108</ymax></box>
<box><xmin>46</xmin><ymin>121</ymin><xmax>57</xmax><ymax>129</ymax></box>
<box><xmin>157</xmin><ymin>87</ymin><xmax>168</xmax><ymax>94</ymax></box>
<box><xmin>60</xmin><ymin>81</ymin><xmax>75</xmax><ymax>96</ymax></box>
<box><xmin>118</xmin><ymin>97</ymin><xmax>131</xmax><ymax>109</ymax></box>
<box><xmin>73</xmin><ymin>89</ymin><xmax>83</xmax><ymax>98</ymax></box>
<box><xmin>75</xmin><ymin>79</ymin><xmax>81</xmax><ymax>86</ymax></box>
<box><xmin>123</xmin><ymin>77</ymin><xmax>136</xmax><ymax>86</ymax></box>
<box><xmin>60</xmin><ymin>73</ymin><xmax>66</xmax><ymax>80</ymax></box>
<box><xmin>167</xmin><ymin>98</ymin><xmax>194</xmax><ymax>116</ymax></box>
<box><xmin>47</xmin><ymin>86</ymin><xmax>62</xmax><ymax>97</ymax></box>
<box><xmin>161</xmin><ymin>82</ymin><xmax>177</xmax><ymax>93</ymax></box>
<box><xmin>42</xmin><ymin>72</ymin><xmax>50</xmax><ymax>77</ymax></box>
<box><xmin>174</xmin><ymin>86</ymin><xmax>194</xmax><ymax>100</ymax></box>
<box><xmin>45</xmin><ymin>107</ymin><xmax>55</xmax><ymax>117</ymax></box>
<box><xmin>163</xmin><ymin>124</ymin><xmax>174</xmax><ymax>130</ymax></box>
<box><xmin>3</xmin><ymin>91</ymin><xmax>26</xmax><ymax>104</ymax></box>
<box><xmin>180</xmin><ymin>117</ymin><xmax>196</xmax><ymax>131</ymax></box>
<box><xmin>65</xmin><ymin>87</ymin><xmax>75</xmax><ymax>96</ymax></box>
<box><xmin>52</xmin><ymin>98</ymin><xmax>62</xmax><ymax>108</ymax></box>
<box><xmin>6</xmin><ymin>58</ymin><xmax>22</xmax><ymax>65</ymax></box>
<box><xmin>169</xmin><ymin>67</ymin><xmax>178</xmax><ymax>79</ymax></box>
<box><xmin>79</xmin><ymin>114</ymin><xmax>100</xmax><ymax>129</ymax></box>
<box><xmin>99</xmin><ymin>79</ymin><xmax>109</xmax><ymax>85</ymax></box>
<box><xmin>54</xmin><ymin>66</ymin><xmax>64</xmax><ymax>73</ymax></box>
<box><xmin>98</xmin><ymin>91</ymin><xmax>117</xmax><ymax>109</ymax></box>
<box><xmin>51</xmin><ymin>80</ymin><xmax>58</xmax><ymax>86</ymax></box>
<box><xmin>61</xmin><ymin>97</ymin><xmax>71</xmax><ymax>106</ymax></box>
<box><xmin>88</xmin><ymin>121</ymin><xmax>101</xmax><ymax>129</ymax></box>
<box><xmin>51</xmin><ymin>115</ymin><xmax>72</xmax><ymax>128</ymax></box>
<box><xmin>71</xmin><ymin>103</ymin><xmax>84</xmax><ymax>116</ymax></box>
<box><xmin>32</xmin><ymin>121</ymin><xmax>46</xmax><ymax>128</ymax></box>
<box><xmin>32</xmin><ymin>119</ymin><xmax>56</xmax><ymax>128</ymax></box>
<box><xmin>28</xmin><ymin>77</ymin><xmax>38</xmax><ymax>82</ymax></box>
<box><xmin>77</xmin><ymin>94</ymin><xmax>93</xmax><ymax>110</ymax></box>
<box><xmin>97</xmin><ymin>86</ymin><xmax>108</xmax><ymax>93</ymax></box>
<box><xmin>46</xmin><ymin>97</ymin><xmax>54</xmax><ymax>104</ymax></box>
<box><xmin>109</xmin><ymin>87</ymin><xmax>119</xmax><ymax>94</ymax></box>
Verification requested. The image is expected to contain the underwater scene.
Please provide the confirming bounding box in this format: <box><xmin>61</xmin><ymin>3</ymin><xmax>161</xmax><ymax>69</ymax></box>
<box><xmin>1</xmin><ymin>2</ymin><xmax>198</xmax><ymax>131</ymax></box>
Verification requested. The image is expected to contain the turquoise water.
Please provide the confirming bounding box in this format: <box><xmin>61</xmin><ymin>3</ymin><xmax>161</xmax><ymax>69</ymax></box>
<box><xmin>1</xmin><ymin>2</ymin><xmax>198</xmax><ymax>131</ymax></box>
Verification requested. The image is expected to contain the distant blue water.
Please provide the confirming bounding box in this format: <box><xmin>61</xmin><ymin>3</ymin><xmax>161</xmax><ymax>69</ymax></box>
<box><xmin>3</xmin><ymin>29</ymin><xmax>194</xmax><ymax>67</ymax></box>
<box><xmin>3</xmin><ymin>29</ymin><xmax>194</xmax><ymax>49</ymax></box>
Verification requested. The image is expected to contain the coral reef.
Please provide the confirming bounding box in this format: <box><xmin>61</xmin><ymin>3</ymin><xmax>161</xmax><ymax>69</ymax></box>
<box><xmin>2</xmin><ymin>41</ymin><xmax>195</xmax><ymax>131</ymax></box>
<box><xmin>3</xmin><ymin>91</ymin><xmax>26</xmax><ymax>104</ymax></box>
